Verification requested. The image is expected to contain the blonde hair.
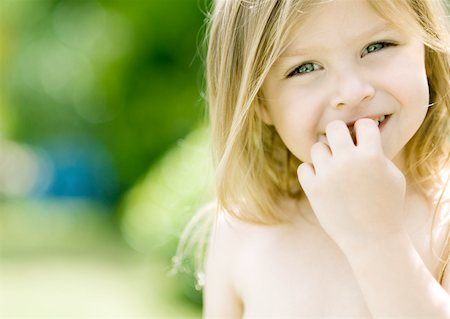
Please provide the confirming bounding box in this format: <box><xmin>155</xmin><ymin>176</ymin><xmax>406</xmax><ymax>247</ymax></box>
<box><xmin>176</xmin><ymin>0</ymin><xmax>450</xmax><ymax>285</ymax></box>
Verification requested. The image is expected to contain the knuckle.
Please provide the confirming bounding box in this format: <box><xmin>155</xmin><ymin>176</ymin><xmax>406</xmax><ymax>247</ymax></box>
<box><xmin>354</xmin><ymin>149</ymin><xmax>381</xmax><ymax>164</ymax></box>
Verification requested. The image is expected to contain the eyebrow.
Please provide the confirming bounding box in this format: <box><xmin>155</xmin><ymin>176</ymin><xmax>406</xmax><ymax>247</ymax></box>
<box><xmin>280</xmin><ymin>23</ymin><xmax>397</xmax><ymax>58</ymax></box>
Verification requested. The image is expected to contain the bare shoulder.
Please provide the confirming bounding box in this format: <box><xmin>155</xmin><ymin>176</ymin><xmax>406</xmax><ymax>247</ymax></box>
<box><xmin>434</xmin><ymin>199</ymin><xmax>450</xmax><ymax>290</ymax></box>
<box><xmin>203</xmin><ymin>208</ymin><xmax>302</xmax><ymax>318</ymax></box>
<box><xmin>203</xmin><ymin>210</ymin><xmax>249</xmax><ymax>318</ymax></box>
<box><xmin>438</xmin><ymin>241</ymin><xmax>450</xmax><ymax>292</ymax></box>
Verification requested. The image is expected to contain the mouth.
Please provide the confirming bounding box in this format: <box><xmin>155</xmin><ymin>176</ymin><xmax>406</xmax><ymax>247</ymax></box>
<box><xmin>347</xmin><ymin>114</ymin><xmax>391</xmax><ymax>143</ymax></box>
<box><xmin>347</xmin><ymin>114</ymin><xmax>390</xmax><ymax>132</ymax></box>
<box><xmin>318</xmin><ymin>114</ymin><xmax>392</xmax><ymax>145</ymax></box>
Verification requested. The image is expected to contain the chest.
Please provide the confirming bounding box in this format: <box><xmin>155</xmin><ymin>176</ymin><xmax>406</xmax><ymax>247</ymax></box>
<box><xmin>235</xmin><ymin>221</ymin><xmax>436</xmax><ymax>318</ymax></box>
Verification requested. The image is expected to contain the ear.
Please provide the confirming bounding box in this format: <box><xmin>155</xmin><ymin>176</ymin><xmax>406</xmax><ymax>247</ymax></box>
<box><xmin>255</xmin><ymin>94</ymin><xmax>274</xmax><ymax>126</ymax></box>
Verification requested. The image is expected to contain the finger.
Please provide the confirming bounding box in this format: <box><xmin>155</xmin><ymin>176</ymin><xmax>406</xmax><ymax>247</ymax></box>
<box><xmin>325</xmin><ymin>120</ymin><xmax>354</xmax><ymax>155</ymax></box>
<box><xmin>354</xmin><ymin>118</ymin><xmax>383</xmax><ymax>153</ymax></box>
<box><xmin>310</xmin><ymin>142</ymin><xmax>332</xmax><ymax>172</ymax></box>
<box><xmin>297</xmin><ymin>162</ymin><xmax>316</xmax><ymax>191</ymax></box>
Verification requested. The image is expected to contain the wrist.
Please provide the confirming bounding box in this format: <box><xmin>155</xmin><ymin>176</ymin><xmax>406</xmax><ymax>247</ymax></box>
<box><xmin>338</xmin><ymin>228</ymin><xmax>450</xmax><ymax>317</ymax></box>
<box><xmin>341</xmin><ymin>231</ymin><xmax>413</xmax><ymax>265</ymax></box>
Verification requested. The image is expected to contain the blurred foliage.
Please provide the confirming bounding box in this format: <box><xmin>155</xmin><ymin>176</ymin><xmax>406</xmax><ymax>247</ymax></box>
<box><xmin>1</xmin><ymin>0</ymin><xmax>209</xmax><ymax>197</ymax></box>
<box><xmin>120</xmin><ymin>126</ymin><xmax>213</xmax><ymax>305</ymax></box>
<box><xmin>0</xmin><ymin>198</ymin><xmax>202</xmax><ymax>317</ymax></box>
<box><xmin>121</xmin><ymin>127</ymin><xmax>212</xmax><ymax>254</ymax></box>
<box><xmin>1</xmin><ymin>0</ymin><xmax>211</xmax><ymax>316</ymax></box>
<box><xmin>0</xmin><ymin>198</ymin><xmax>117</xmax><ymax>255</ymax></box>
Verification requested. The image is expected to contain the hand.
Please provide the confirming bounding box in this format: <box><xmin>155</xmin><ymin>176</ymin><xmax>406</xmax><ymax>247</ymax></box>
<box><xmin>297</xmin><ymin>119</ymin><xmax>407</xmax><ymax>253</ymax></box>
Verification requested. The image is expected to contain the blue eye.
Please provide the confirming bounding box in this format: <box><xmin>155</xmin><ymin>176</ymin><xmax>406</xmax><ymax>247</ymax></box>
<box><xmin>288</xmin><ymin>62</ymin><xmax>322</xmax><ymax>77</ymax></box>
<box><xmin>362</xmin><ymin>41</ymin><xmax>396</xmax><ymax>57</ymax></box>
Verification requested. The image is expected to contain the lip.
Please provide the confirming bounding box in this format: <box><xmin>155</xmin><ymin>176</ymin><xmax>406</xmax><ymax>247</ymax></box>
<box><xmin>318</xmin><ymin>113</ymin><xmax>392</xmax><ymax>143</ymax></box>
<box><xmin>377</xmin><ymin>114</ymin><xmax>391</xmax><ymax>131</ymax></box>
<box><xmin>345</xmin><ymin>113</ymin><xmax>392</xmax><ymax>128</ymax></box>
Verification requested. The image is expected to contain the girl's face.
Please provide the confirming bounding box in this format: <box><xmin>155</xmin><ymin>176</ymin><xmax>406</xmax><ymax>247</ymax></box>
<box><xmin>260</xmin><ymin>0</ymin><xmax>429</xmax><ymax>164</ymax></box>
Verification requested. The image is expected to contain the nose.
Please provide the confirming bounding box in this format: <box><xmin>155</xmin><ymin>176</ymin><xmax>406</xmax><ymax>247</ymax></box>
<box><xmin>330</xmin><ymin>68</ymin><xmax>375</xmax><ymax>110</ymax></box>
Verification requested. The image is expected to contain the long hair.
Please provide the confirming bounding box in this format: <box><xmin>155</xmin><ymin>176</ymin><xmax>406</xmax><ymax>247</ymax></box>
<box><xmin>176</xmin><ymin>0</ymin><xmax>450</xmax><ymax>285</ymax></box>
<box><xmin>367</xmin><ymin>0</ymin><xmax>450</xmax><ymax>283</ymax></box>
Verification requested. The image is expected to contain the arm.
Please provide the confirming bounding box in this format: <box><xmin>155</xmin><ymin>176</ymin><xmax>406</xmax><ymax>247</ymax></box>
<box><xmin>203</xmin><ymin>213</ymin><xmax>243</xmax><ymax>319</ymax></box>
<box><xmin>344</xmin><ymin>232</ymin><xmax>450</xmax><ymax>318</ymax></box>
<box><xmin>298</xmin><ymin>119</ymin><xmax>450</xmax><ymax>317</ymax></box>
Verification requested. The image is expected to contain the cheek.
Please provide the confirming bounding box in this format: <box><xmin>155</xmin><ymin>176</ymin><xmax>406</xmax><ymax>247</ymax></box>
<box><xmin>389</xmin><ymin>73</ymin><xmax>429</xmax><ymax>109</ymax></box>
<box><xmin>389</xmin><ymin>65</ymin><xmax>430</xmax><ymax>136</ymax></box>
<box><xmin>386</xmin><ymin>49</ymin><xmax>429</xmax><ymax>108</ymax></box>
<box><xmin>268</xmin><ymin>93</ymin><xmax>324</xmax><ymax>163</ymax></box>
<box><xmin>271</xmin><ymin>91</ymin><xmax>322</xmax><ymax>137</ymax></box>
<box><xmin>380</xmin><ymin>59</ymin><xmax>429</xmax><ymax>158</ymax></box>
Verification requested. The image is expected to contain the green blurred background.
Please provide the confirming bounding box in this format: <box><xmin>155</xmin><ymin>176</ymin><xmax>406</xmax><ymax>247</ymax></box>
<box><xmin>0</xmin><ymin>0</ymin><xmax>213</xmax><ymax>317</ymax></box>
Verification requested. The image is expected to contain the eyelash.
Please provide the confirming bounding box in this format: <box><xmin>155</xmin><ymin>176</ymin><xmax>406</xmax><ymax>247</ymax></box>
<box><xmin>287</xmin><ymin>41</ymin><xmax>397</xmax><ymax>78</ymax></box>
<box><xmin>361</xmin><ymin>41</ymin><xmax>396</xmax><ymax>57</ymax></box>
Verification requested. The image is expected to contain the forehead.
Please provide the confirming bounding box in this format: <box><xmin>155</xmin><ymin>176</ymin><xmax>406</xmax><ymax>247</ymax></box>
<box><xmin>282</xmin><ymin>0</ymin><xmax>413</xmax><ymax>55</ymax></box>
<box><xmin>291</xmin><ymin>0</ymin><xmax>414</xmax><ymax>24</ymax></box>
<box><xmin>294</xmin><ymin>0</ymin><xmax>388</xmax><ymax>39</ymax></box>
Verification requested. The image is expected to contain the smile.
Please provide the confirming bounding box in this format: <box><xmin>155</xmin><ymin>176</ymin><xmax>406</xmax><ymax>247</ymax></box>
<box><xmin>347</xmin><ymin>114</ymin><xmax>392</xmax><ymax>134</ymax></box>
<box><xmin>345</xmin><ymin>114</ymin><xmax>391</xmax><ymax>144</ymax></box>
<box><xmin>374</xmin><ymin>114</ymin><xmax>390</xmax><ymax>129</ymax></box>
<box><xmin>318</xmin><ymin>114</ymin><xmax>392</xmax><ymax>144</ymax></box>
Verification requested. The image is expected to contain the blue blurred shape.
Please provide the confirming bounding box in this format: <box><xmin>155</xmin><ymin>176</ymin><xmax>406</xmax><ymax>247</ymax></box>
<box><xmin>33</xmin><ymin>136</ymin><xmax>119</xmax><ymax>204</ymax></box>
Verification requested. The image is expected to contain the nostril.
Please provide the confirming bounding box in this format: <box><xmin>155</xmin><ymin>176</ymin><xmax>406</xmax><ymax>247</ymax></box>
<box><xmin>336</xmin><ymin>102</ymin><xmax>345</xmax><ymax>110</ymax></box>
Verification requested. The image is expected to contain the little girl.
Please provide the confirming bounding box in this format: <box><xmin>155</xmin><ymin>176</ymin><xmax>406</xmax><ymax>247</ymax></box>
<box><xmin>180</xmin><ymin>0</ymin><xmax>450</xmax><ymax>317</ymax></box>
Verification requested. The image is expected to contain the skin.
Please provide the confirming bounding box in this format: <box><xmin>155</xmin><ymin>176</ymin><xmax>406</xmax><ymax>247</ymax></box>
<box><xmin>298</xmin><ymin>119</ymin><xmax>407</xmax><ymax>253</ymax></box>
<box><xmin>260</xmin><ymin>2</ymin><xmax>429</xmax><ymax>164</ymax></box>
<box><xmin>204</xmin><ymin>0</ymin><xmax>450</xmax><ymax>317</ymax></box>
<box><xmin>261</xmin><ymin>1</ymin><xmax>450</xmax><ymax>315</ymax></box>
<box><xmin>259</xmin><ymin>0</ymin><xmax>429</xmax><ymax>251</ymax></box>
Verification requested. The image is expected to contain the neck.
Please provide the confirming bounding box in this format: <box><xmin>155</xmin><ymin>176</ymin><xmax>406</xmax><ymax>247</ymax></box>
<box><xmin>392</xmin><ymin>150</ymin><xmax>407</xmax><ymax>175</ymax></box>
